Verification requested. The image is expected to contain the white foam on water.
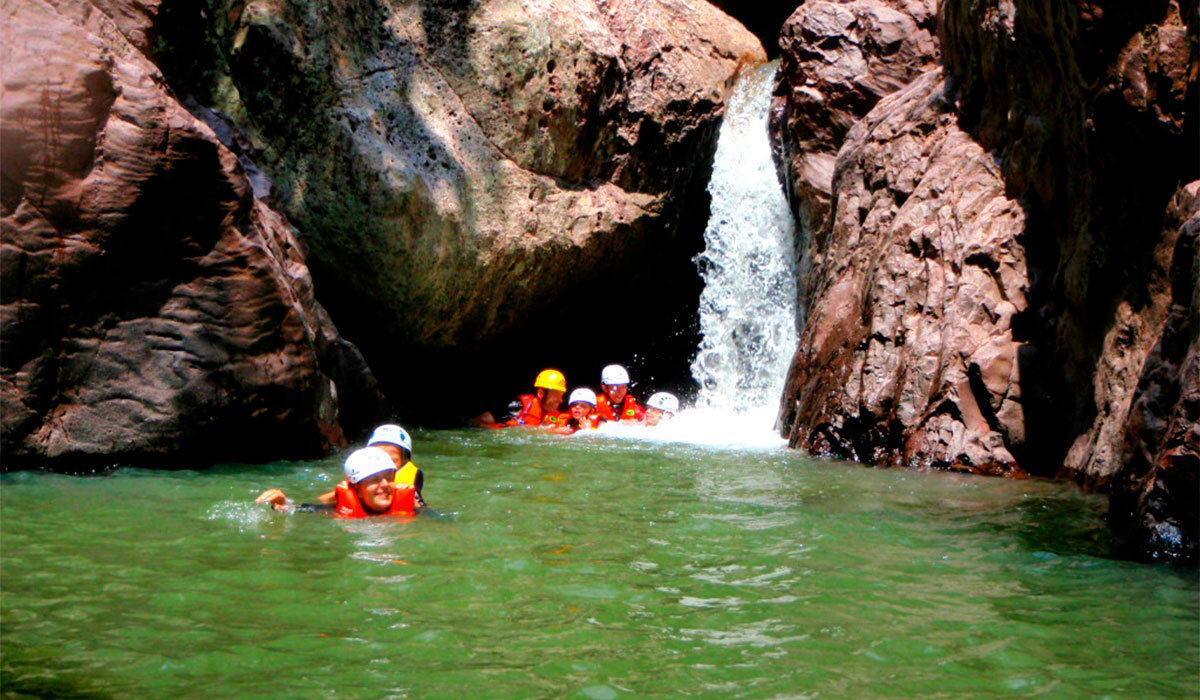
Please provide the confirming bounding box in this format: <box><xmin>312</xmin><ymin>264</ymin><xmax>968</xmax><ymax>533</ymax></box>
<box><xmin>590</xmin><ymin>407</ymin><xmax>786</xmax><ymax>450</ymax></box>
<box><xmin>205</xmin><ymin>500</ymin><xmax>275</xmax><ymax>530</ymax></box>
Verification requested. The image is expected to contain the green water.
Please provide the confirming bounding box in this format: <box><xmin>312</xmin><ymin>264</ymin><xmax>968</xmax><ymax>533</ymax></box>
<box><xmin>2</xmin><ymin>428</ymin><xmax>1197</xmax><ymax>699</ymax></box>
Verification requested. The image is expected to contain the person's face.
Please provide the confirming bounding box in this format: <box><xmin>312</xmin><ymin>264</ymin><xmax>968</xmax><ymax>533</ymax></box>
<box><xmin>373</xmin><ymin>443</ymin><xmax>406</xmax><ymax>467</ymax></box>
<box><xmin>570</xmin><ymin>402</ymin><xmax>591</xmax><ymax>420</ymax></box>
<box><xmin>540</xmin><ymin>388</ymin><xmax>564</xmax><ymax>413</ymax></box>
<box><xmin>603</xmin><ymin>383</ymin><xmax>627</xmax><ymax>403</ymax></box>
<box><xmin>643</xmin><ymin>407</ymin><xmax>663</xmax><ymax>426</ymax></box>
<box><xmin>354</xmin><ymin>470</ymin><xmax>398</xmax><ymax>513</ymax></box>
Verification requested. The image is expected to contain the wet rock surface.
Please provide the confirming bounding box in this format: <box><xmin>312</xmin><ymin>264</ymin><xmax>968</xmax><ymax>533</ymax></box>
<box><xmin>153</xmin><ymin>0</ymin><xmax>765</xmax><ymax>418</ymax></box>
<box><xmin>1</xmin><ymin>0</ymin><xmax>386</xmax><ymax>468</ymax></box>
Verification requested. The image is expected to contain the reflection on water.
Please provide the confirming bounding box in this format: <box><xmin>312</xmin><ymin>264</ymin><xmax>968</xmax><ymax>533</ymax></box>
<box><xmin>2</xmin><ymin>428</ymin><xmax>1197</xmax><ymax>699</ymax></box>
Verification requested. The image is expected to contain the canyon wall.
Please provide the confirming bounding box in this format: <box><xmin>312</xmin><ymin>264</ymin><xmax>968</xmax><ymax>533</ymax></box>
<box><xmin>775</xmin><ymin>0</ymin><xmax>1197</xmax><ymax>560</ymax></box>
<box><xmin>1</xmin><ymin>0</ymin><xmax>387</xmax><ymax>467</ymax></box>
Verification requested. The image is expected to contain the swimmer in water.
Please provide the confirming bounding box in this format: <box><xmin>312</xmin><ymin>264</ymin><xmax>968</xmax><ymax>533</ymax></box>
<box><xmin>552</xmin><ymin>387</ymin><xmax>601</xmax><ymax>435</ymax></box>
<box><xmin>642</xmin><ymin>392</ymin><xmax>680</xmax><ymax>426</ymax></box>
<box><xmin>596</xmin><ymin>364</ymin><xmax>644</xmax><ymax>423</ymax></box>
<box><xmin>472</xmin><ymin>369</ymin><xmax>567</xmax><ymax>428</ymax></box>
<box><xmin>255</xmin><ymin>447</ymin><xmax>416</xmax><ymax>518</ymax></box>
<box><xmin>316</xmin><ymin>424</ymin><xmax>427</xmax><ymax>507</ymax></box>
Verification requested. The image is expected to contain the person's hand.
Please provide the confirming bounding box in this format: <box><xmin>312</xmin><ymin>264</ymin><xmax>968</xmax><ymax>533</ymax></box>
<box><xmin>255</xmin><ymin>489</ymin><xmax>290</xmax><ymax>511</ymax></box>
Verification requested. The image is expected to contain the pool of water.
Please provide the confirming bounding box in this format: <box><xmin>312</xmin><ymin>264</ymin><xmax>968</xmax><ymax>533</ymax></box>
<box><xmin>2</xmin><ymin>426</ymin><xmax>1197</xmax><ymax>698</ymax></box>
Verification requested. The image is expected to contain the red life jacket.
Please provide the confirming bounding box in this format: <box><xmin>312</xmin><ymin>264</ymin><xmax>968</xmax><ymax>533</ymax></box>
<box><xmin>504</xmin><ymin>394</ymin><xmax>544</xmax><ymax>427</ymax></box>
<box><xmin>334</xmin><ymin>482</ymin><xmax>416</xmax><ymax>518</ymax></box>
<box><xmin>596</xmin><ymin>393</ymin><xmax>643</xmax><ymax>422</ymax></box>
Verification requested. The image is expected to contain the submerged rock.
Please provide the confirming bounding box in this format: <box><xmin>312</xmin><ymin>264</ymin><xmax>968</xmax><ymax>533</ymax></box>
<box><xmin>154</xmin><ymin>0</ymin><xmax>765</xmax><ymax>418</ymax></box>
<box><xmin>0</xmin><ymin>0</ymin><xmax>386</xmax><ymax>468</ymax></box>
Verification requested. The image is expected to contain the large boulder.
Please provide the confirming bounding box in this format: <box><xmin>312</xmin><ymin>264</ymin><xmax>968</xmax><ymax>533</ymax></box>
<box><xmin>154</xmin><ymin>0</ymin><xmax>766</xmax><ymax>418</ymax></box>
<box><xmin>1</xmin><ymin>0</ymin><xmax>386</xmax><ymax>468</ymax></box>
<box><xmin>940</xmin><ymin>0</ymin><xmax>1196</xmax><ymax>559</ymax></box>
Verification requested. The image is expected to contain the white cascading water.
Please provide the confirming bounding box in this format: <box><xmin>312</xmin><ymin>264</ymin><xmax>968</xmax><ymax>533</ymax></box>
<box><xmin>691</xmin><ymin>60</ymin><xmax>798</xmax><ymax>413</ymax></box>
<box><xmin>599</xmin><ymin>61</ymin><xmax>798</xmax><ymax>449</ymax></box>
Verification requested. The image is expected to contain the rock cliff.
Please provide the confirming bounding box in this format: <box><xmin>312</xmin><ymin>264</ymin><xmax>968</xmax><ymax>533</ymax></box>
<box><xmin>152</xmin><ymin>0</ymin><xmax>765</xmax><ymax>418</ymax></box>
<box><xmin>1</xmin><ymin>0</ymin><xmax>386</xmax><ymax>467</ymax></box>
<box><xmin>770</xmin><ymin>0</ymin><xmax>939</xmax><ymax>247</ymax></box>
<box><xmin>775</xmin><ymin>0</ymin><xmax>1197</xmax><ymax>560</ymax></box>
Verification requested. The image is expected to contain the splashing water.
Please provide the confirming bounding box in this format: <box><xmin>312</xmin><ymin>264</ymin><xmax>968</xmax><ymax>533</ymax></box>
<box><xmin>691</xmin><ymin>61</ymin><xmax>797</xmax><ymax>415</ymax></box>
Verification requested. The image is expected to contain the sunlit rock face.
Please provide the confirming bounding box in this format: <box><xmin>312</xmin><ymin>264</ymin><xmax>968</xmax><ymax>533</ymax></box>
<box><xmin>777</xmin><ymin>0</ymin><xmax>1196</xmax><ymax>560</ymax></box>
<box><xmin>154</xmin><ymin>0</ymin><xmax>765</xmax><ymax>417</ymax></box>
<box><xmin>779</xmin><ymin>68</ymin><xmax>1030</xmax><ymax>475</ymax></box>
<box><xmin>0</xmin><ymin>0</ymin><xmax>386</xmax><ymax>468</ymax></box>
<box><xmin>769</xmin><ymin>0</ymin><xmax>939</xmax><ymax>246</ymax></box>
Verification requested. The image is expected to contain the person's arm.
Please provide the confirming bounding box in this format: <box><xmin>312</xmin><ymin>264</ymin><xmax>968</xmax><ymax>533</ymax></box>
<box><xmin>475</xmin><ymin>398</ymin><xmax>523</xmax><ymax>426</ymax></box>
<box><xmin>413</xmin><ymin>470</ymin><xmax>427</xmax><ymax>507</ymax></box>
<box><xmin>256</xmin><ymin>489</ymin><xmax>337</xmax><ymax>514</ymax></box>
<box><xmin>255</xmin><ymin>489</ymin><xmax>291</xmax><ymax>511</ymax></box>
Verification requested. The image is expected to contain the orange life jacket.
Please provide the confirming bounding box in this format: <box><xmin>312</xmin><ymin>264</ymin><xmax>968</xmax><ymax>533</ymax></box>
<box><xmin>596</xmin><ymin>393</ymin><xmax>643</xmax><ymax>422</ymax></box>
<box><xmin>551</xmin><ymin>412</ymin><xmax>599</xmax><ymax>434</ymax></box>
<box><xmin>334</xmin><ymin>481</ymin><xmax>416</xmax><ymax>518</ymax></box>
<box><xmin>503</xmin><ymin>394</ymin><xmax>544</xmax><ymax>427</ymax></box>
<box><xmin>540</xmin><ymin>411</ymin><xmax>569</xmax><ymax>428</ymax></box>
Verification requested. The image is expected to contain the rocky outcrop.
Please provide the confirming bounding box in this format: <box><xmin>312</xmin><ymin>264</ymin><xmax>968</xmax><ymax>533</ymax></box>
<box><xmin>154</xmin><ymin>0</ymin><xmax>765</xmax><ymax>418</ymax></box>
<box><xmin>770</xmin><ymin>0</ymin><xmax>939</xmax><ymax>246</ymax></box>
<box><xmin>777</xmin><ymin>0</ymin><xmax>1197</xmax><ymax>559</ymax></box>
<box><xmin>779</xmin><ymin>68</ymin><xmax>1030</xmax><ymax>474</ymax></box>
<box><xmin>940</xmin><ymin>0</ymin><xmax>1197</xmax><ymax>559</ymax></box>
<box><xmin>1</xmin><ymin>0</ymin><xmax>386</xmax><ymax>468</ymax></box>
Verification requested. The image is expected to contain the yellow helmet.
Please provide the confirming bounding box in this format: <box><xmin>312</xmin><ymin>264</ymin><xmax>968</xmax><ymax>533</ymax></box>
<box><xmin>534</xmin><ymin>369</ymin><xmax>567</xmax><ymax>392</ymax></box>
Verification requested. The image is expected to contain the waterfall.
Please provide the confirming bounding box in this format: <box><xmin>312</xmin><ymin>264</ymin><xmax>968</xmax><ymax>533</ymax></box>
<box><xmin>595</xmin><ymin>61</ymin><xmax>797</xmax><ymax>449</ymax></box>
<box><xmin>691</xmin><ymin>61</ymin><xmax>798</xmax><ymax>414</ymax></box>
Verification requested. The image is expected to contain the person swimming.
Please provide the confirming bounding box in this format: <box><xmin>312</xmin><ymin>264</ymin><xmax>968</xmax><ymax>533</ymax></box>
<box><xmin>472</xmin><ymin>369</ymin><xmax>568</xmax><ymax>428</ymax></box>
<box><xmin>315</xmin><ymin>424</ymin><xmax>427</xmax><ymax>507</ymax></box>
<box><xmin>642</xmin><ymin>392</ymin><xmax>680</xmax><ymax>426</ymax></box>
<box><xmin>256</xmin><ymin>447</ymin><xmax>416</xmax><ymax>518</ymax></box>
<box><xmin>552</xmin><ymin>387</ymin><xmax>601</xmax><ymax>435</ymax></box>
<box><xmin>596</xmin><ymin>364</ymin><xmax>644</xmax><ymax>422</ymax></box>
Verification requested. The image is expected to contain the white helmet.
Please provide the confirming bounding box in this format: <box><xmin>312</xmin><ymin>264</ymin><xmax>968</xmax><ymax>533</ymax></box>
<box><xmin>367</xmin><ymin>424</ymin><xmax>413</xmax><ymax>453</ymax></box>
<box><xmin>646</xmin><ymin>392</ymin><xmax>680</xmax><ymax>414</ymax></box>
<box><xmin>344</xmin><ymin>447</ymin><xmax>396</xmax><ymax>484</ymax></box>
<box><xmin>568</xmin><ymin>387</ymin><xmax>597</xmax><ymax>406</ymax></box>
<box><xmin>601</xmin><ymin>364</ymin><xmax>630</xmax><ymax>386</ymax></box>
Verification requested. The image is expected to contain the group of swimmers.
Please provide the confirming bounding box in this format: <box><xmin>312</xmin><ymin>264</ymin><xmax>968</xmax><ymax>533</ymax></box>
<box><xmin>472</xmin><ymin>364</ymin><xmax>680</xmax><ymax>434</ymax></box>
<box><xmin>257</xmin><ymin>364</ymin><xmax>679</xmax><ymax>518</ymax></box>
